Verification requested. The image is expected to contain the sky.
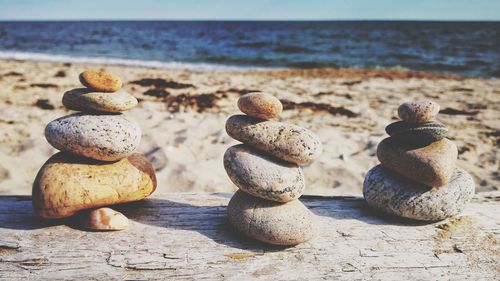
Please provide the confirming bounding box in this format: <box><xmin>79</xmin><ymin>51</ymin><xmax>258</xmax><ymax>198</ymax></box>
<box><xmin>0</xmin><ymin>0</ymin><xmax>499</xmax><ymax>21</ymax></box>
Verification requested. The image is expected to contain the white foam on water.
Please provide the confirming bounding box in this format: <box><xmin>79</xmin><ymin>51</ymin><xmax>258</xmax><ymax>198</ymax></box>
<box><xmin>0</xmin><ymin>51</ymin><xmax>273</xmax><ymax>71</ymax></box>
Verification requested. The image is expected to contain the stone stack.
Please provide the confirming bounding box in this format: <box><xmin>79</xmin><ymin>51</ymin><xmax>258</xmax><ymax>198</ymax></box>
<box><xmin>363</xmin><ymin>100</ymin><xmax>475</xmax><ymax>221</ymax></box>
<box><xmin>224</xmin><ymin>93</ymin><xmax>323</xmax><ymax>245</ymax></box>
<box><xmin>32</xmin><ymin>70</ymin><xmax>156</xmax><ymax>230</ymax></box>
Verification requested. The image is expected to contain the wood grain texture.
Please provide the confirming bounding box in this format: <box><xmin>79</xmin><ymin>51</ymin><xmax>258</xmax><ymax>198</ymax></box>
<box><xmin>0</xmin><ymin>192</ymin><xmax>499</xmax><ymax>280</ymax></box>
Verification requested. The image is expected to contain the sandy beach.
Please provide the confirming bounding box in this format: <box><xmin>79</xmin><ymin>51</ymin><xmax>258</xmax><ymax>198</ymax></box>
<box><xmin>0</xmin><ymin>59</ymin><xmax>498</xmax><ymax>196</ymax></box>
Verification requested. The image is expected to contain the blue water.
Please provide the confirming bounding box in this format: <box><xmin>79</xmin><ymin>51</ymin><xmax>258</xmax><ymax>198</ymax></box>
<box><xmin>0</xmin><ymin>21</ymin><xmax>499</xmax><ymax>77</ymax></box>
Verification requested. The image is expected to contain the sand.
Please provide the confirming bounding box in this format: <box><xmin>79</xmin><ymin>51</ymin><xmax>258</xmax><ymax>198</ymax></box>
<box><xmin>0</xmin><ymin>59</ymin><xmax>498</xmax><ymax>196</ymax></box>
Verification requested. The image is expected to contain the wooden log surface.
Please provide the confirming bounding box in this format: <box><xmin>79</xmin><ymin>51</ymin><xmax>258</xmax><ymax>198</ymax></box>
<box><xmin>0</xmin><ymin>192</ymin><xmax>499</xmax><ymax>280</ymax></box>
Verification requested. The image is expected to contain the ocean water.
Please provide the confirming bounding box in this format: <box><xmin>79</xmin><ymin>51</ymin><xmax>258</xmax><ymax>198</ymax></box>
<box><xmin>0</xmin><ymin>21</ymin><xmax>499</xmax><ymax>77</ymax></box>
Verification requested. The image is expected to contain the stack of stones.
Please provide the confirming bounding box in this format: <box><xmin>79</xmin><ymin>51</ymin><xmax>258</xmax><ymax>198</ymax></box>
<box><xmin>224</xmin><ymin>93</ymin><xmax>323</xmax><ymax>245</ymax></box>
<box><xmin>363</xmin><ymin>100</ymin><xmax>475</xmax><ymax>221</ymax></box>
<box><xmin>32</xmin><ymin>70</ymin><xmax>157</xmax><ymax>230</ymax></box>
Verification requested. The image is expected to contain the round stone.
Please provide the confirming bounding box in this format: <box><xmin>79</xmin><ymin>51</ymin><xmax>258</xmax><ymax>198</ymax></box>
<box><xmin>80</xmin><ymin>208</ymin><xmax>129</xmax><ymax>231</ymax></box>
<box><xmin>79</xmin><ymin>70</ymin><xmax>122</xmax><ymax>92</ymax></box>
<box><xmin>224</xmin><ymin>144</ymin><xmax>305</xmax><ymax>202</ymax></box>
<box><xmin>62</xmin><ymin>88</ymin><xmax>138</xmax><ymax>113</ymax></box>
<box><xmin>377</xmin><ymin>137</ymin><xmax>457</xmax><ymax>187</ymax></box>
<box><xmin>363</xmin><ymin>165</ymin><xmax>475</xmax><ymax>221</ymax></box>
<box><xmin>237</xmin><ymin>92</ymin><xmax>283</xmax><ymax>119</ymax></box>
<box><xmin>398</xmin><ymin>100</ymin><xmax>440</xmax><ymax>124</ymax></box>
<box><xmin>32</xmin><ymin>152</ymin><xmax>157</xmax><ymax>219</ymax></box>
<box><xmin>225</xmin><ymin>115</ymin><xmax>323</xmax><ymax>165</ymax></box>
<box><xmin>45</xmin><ymin>113</ymin><xmax>141</xmax><ymax>161</ymax></box>
<box><xmin>385</xmin><ymin>120</ymin><xmax>448</xmax><ymax>145</ymax></box>
<box><xmin>227</xmin><ymin>190</ymin><xmax>316</xmax><ymax>245</ymax></box>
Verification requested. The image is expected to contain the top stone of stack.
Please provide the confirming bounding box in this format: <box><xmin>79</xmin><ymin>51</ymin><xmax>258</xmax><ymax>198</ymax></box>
<box><xmin>79</xmin><ymin>70</ymin><xmax>123</xmax><ymax>92</ymax></box>
<box><xmin>237</xmin><ymin>92</ymin><xmax>283</xmax><ymax>119</ymax></box>
<box><xmin>397</xmin><ymin>100</ymin><xmax>440</xmax><ymax>124</ymax></box>
<box><xmin>63</xmin><ymin>70</ymin><xmax>138</xmax><ymax>113</ymax></box>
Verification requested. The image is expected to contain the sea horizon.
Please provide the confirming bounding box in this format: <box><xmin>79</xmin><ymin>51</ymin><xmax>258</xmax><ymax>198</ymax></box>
<box><xmin>1</xmin><ymin>20</ymin><xmax>499</xmax><ymax>77</ymax></box>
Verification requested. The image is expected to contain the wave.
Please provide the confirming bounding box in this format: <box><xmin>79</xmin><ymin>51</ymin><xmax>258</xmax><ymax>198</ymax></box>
<box><xmin>0</xmin><ymin>51</ymin><xmax>264</xmax><ymax>71</ymax></box>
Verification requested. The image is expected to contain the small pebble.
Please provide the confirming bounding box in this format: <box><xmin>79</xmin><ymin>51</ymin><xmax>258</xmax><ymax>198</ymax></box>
<box><xmin>227</xmin><ymin>190</ymin><xmax>316</xmax><ymax>245</ymax></box>
<box><xmin>363</xmin><ymin>165</ymin><xmax>474</xmax><ymax>221</ymax></box>
<box><xmin>224</xmin><ymin>144</ymin><xmax>305</xmax><ymax>202</ymax></box>
<box><xmin>398</xmin><ymin>100</ymin><xmax>440</xmax><ymax>124</ymax></box>
<box><xmin>79</xmin><ymin>70</ymin><xmax>122</xmax><ymax>92</ymax></box>
<box><xmin>237</xmin><ymin>92</ymin><xmax>283</xmax><ymax>119</ymax></box>
<box><xmin>81</xmin><ymin>208</ymin><xmax>129</xmax><ymax>231</ymax></box>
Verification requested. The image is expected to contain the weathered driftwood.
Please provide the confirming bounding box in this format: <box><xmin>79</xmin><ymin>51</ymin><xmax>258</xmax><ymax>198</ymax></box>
<box><xmin>0</xmin><ymin>192</ymin><xmax>499</xmax><ymax>280</ymax></box>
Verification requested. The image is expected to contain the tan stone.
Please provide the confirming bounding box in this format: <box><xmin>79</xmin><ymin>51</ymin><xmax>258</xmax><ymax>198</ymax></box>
<box><xmin>237</xmin><ymin>92</ymin><xmax>282</xmax><ymax>119</ymax></box>
<box><xmin>377</xmin><ymin>137</ymin><xmax>457</xmax><ymax>187</ymax></box>
<box><xmin>32</xmin><ymin>152</ymin><xmax>157</xmax><ymax>219</ymax></box>
<box><xmin>63</xmin><ymin>88</ymin><xmax>137</xmax><ymax>112</ymax></box>
<box><xmin>79</xmin><ymin>70</ymin><xmax>122</xmax><ymax>92</ymax></box>
<box><xmin>398</xmin><ymin>100</ymin><xmax>440</xmax><ymax>124</ymax></box>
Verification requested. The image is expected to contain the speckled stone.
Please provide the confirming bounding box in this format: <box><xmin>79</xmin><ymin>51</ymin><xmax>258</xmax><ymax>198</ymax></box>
<box><xmin>225</xmin><ymin>115</ymin><xmax>323</xmax><ymax>165</ymax></box>
<box><xmin>45</xmin><ymin>113</ymin><xmax>141</xmax><ymax>161</ymax></box>
<box><xmin>398</xmin><ymin>100</ymin><xmax>440</xmax><ymax>124</ymax></box>
<box><xmin>363</xmin><ymin>165</ymin><xmax>474</xmax><ymax>221</ymax></box>
<box><xmin>227</xmin><ymin>190</ymin><xmax>316</xmax><ymax>245</ymax></box>
<box><xmin>80</xmin><ymin>208</ymin><xmax>129</xmax><ymax>231</ymax></box>
<box><xmin>224</xmin><ymin>144</ymin><xmax>305</xmax><ymax>202</ymax></box>
<box><xmin>377</xmin><ymin>137</ymin><xmax>457</xmax><ymax>187</ymax></box>
<box><xmin>32</xmin><ymin>152</ymin><xmax>157</xmax><ymax>219</ymax></box>
<box><xmin>79</xmin><ymin>70</ymin><xmax>122</xmax><ymax>92</ymax></box>
<box><xmin>385</xmin><ymin>121</ymin><xmax>448</xmax><ymax>145</ymax></box>
<box><xmin>62</xmin><ymin>88</ymin><xmax>138</xmax><ymax>113</ymax></box>
<box><xmin>237</xmin><ymin>92</ymin><xmax>283</xmax><ymax>119</ymax></box>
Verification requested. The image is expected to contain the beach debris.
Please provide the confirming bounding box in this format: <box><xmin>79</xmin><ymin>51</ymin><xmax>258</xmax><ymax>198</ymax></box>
<box><xmin>363</xmin><ymin>100</ymin><xmax>475</xmax><ymax>221</ymax></box>
<box><xmin>224</xmin><ymin>93</ymin><xmax>321</xmax><ymax>245</ymax></box>
<box><xmin>34</xmin><ymin>99</ymin><xmax>55</xmax><ymax>110</ymax></box>
<box><xmin>32</xmin><ymin>70</ymin><xmax>156</xmax><ymax>220</ymax></box>
<box><xmin>79</xmin><ymin>208</ymin><xmax>129</xmax><ymax>231</ymax></box>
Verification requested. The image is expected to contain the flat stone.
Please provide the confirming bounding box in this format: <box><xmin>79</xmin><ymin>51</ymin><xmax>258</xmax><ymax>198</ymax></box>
<box><xmin>398</xmin><ymin>100</ymin><xmax>440</xmax><ymax>124</ymax></box>
<box><xmin>80</xmin><ymin>208</ymin><xmax>129</xmax><ymax>231</ymax></box>
<box><xmin>32</xmin><ymin>152</ymin><xmax>157</xmax><ymax>219</ymax></box>
<box><xmin>377</xmin><ymin>137</ymin><xmax>457</xmax><ymax>187</ymax></box>
<box><xmin>224</xmin><ymin>144</ymin><xmax>305</xmax><ymax>202</ymax></box>
<box><xmin>385</xmin><ymin>121</ymin><xmax>448</xmax><ymax>145</ymax></box>
<box><xmin>225</xmin><ymin>115</ymin><xmax>322</xmax><ymax>165</ymax></box>
<box><xmin>237</xmin><ymin>92</ymin><xmax>283</xmax><ymax>119</ymax></box>
<box><xmin>79</xmin><ymin>70</ymin><xmax>122</xmax><ymax>92</ymax></box>
<box><xmin>363</xmin><ymin>165</ymin><xmax>475</xmax><ymax>221</ymax></box>
<box><xmin>227</xmin><ymin>190</ymin><xmax>316</xmax><ymax>245</ymax></box>
<box><xmin>45</xmin><ymin>113</ymin><xmax>141</xmax><ymax>161</ymax></box>
<box><xmin>62</xmin><ymin>88</ymin><xmax>138</xmax><ymax>113</ymax></box>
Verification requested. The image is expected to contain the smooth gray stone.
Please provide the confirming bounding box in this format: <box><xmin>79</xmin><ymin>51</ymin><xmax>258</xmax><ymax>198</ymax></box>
<box><xmin>45</xmin><ymin>113</ymin><xmax>141</xmax><ymax>161</ymax></box>
<box><xmin>224</xmin><ymin>144</ymin><xmax>305</xmax><ymax>202</ymax></box>
<box><xmin>363</xmin><ymin>165</ymin><xmax>474</xmax><ymax>221</ymax></box>
<box><xmin>385</xmin><ymin>120</ymin><xmax>448</xmax><ymax>145</ymax></box>
<box><xmin>227</xmin><ymin>190</ymin><xmax>316</xmax><ymax>245</ymax></box>
<box><xmin>225</xmin><ymin>115</ymin><xmax>323</xmax><ymax>165</ymax></box>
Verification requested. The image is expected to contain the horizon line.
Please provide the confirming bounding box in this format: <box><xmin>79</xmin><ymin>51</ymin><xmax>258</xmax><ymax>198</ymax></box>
<box><xmin>1</xmin><ymin>18</ymin><xmax>500</xmax><ymax>22</ymax></box>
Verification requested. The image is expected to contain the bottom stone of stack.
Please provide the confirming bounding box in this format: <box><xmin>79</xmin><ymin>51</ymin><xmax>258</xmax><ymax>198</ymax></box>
<box><xmin>32</xmin><ymin>152</ymin><xmax>157</xmax><ymax>219</ymax></box>
<box><xmin>227</xmin><ymin>190</ymin><xmax>316</xmax><ymax>245</ymax></box>
<box><xmin>363</xmin><ymin>165</ymin><xmax>474</xmax><ymax>221</ymax></box>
